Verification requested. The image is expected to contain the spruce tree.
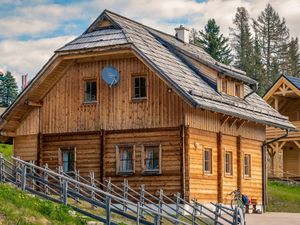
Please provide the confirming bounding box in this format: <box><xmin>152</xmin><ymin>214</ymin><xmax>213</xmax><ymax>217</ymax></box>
<box><xmin>230</xmin><ymin>7</ymin><xmax>253</xmax><ymax>78</ymax></box>
<box><xmin>255</xmin><ymin>3</ymin><xmax>290</xmax><ymax>86</ymax></box>
<box><xmin>0</xmin><ymin>71</ymin><xmax>18</xmax><ymax>107</ymax></box>
<box><xmin>287</xmin><ymin>37</ymin><xmax>300</xmax><ymax>76</ymax></box>
<box><xmin>198</xmin><ymin>19</ymin><xmax>232</xmax><ymax>65</ymax></box>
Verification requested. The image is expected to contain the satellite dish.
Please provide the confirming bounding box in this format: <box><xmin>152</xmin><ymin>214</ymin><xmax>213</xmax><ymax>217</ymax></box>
<box><xmin>102</xmin><ymin>66</ymin><xmax>120</xmax><ymax>87</ymax></box>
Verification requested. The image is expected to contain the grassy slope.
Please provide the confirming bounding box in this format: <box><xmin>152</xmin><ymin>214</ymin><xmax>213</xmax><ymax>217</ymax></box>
<box><xmin>0</xmin><ymin>144</ymin><xmax>13</xmax><ymax>160</ymax></box>
<box><xmin>267</xmin><ymin>180</ymin><xmax>300</xmax><ymax>212</ymax></box>
<box><xmin>0</xmin><ymin>184</ymin><xmax>87</xmax><ymax>225</ymax></box>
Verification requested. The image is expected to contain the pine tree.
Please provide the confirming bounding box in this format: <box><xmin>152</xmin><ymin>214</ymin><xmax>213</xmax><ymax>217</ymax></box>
<box><xmin>287</xmin><ymin>37</ymin><xmax>300</xmax><ymax>76</ymax></box>
<box><xmin>230</xmin><ymin>7</ymin><xmax>254</xmax><ymax>78</ymax></box>
<box><xmin>0</xmin><ymin>71</ymin><xmax>18</xmax><ymax>107</ymax></box>
<box><xmin>255</xmin><ymin>3</ymin><xmax>290</xmax><ymax>86</ymax></box>
<box><xmin>252</xmin><ymin>21</ymin><xmax>266</xmax><ymax>96</ymax></box>
<box><xmin>198</xmin><ymin>19</ymin><xmax>232</xmax><ymax>65</ymax></box>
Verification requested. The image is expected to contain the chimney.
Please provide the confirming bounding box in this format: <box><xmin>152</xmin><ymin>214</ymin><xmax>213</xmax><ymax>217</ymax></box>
<box><xmin>175</xmin><ymin>25</ymin><xmax>190</xmax><ymax>43</ymax></box>
<box><xmin>21</xmin><ymin>74</ymin><xmax>28</xmax><ymax>90</ymax></box>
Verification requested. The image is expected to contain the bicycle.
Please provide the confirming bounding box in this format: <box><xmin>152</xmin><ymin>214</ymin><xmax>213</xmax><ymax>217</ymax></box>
<box><xmin>228</xmin><ymin>189</ymin><xmax>244</xmax><ymax>210</ymax></box>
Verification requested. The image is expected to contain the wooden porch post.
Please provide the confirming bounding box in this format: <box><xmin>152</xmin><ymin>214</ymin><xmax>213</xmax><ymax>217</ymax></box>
<box><xmin>237</xmin><ymin>135</ymin><xmax>242</xmax><ymax>192</ymax></box>
<box><xmin>217</xmin><ymin>132</ymin><xmax>223</xmax><ymax>203</ymax></box>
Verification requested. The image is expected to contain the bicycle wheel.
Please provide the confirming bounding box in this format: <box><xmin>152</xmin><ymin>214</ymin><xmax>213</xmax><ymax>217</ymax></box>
<box><xmin>231</xmin><ymin>199</ymin><xmax>238</xmax><ymax>209</ymax></box>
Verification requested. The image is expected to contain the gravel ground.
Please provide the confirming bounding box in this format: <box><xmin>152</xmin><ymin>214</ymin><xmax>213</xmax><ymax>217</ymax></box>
<box><xmin>246</xmin><ymin>212</ymin><xmax>300</xmax><ymax>225</ymax></box>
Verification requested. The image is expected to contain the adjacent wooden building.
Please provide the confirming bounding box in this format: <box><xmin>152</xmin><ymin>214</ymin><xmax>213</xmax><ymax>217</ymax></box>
<box><xmin>264</xmin><ymin>74</ymin><xmax>300</xmax><ymax>178</ymax></box>
<box><xmin>0</xmin><ymin>10</ymin><xmax>294</xmax><ymax>207</ymax></box>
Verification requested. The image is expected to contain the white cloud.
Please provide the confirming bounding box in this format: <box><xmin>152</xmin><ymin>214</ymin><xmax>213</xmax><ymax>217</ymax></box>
<box><xmin>1</xmin><ymin>0</ymin><xmax>300</xmax><ymax>89</ymax></box>
<box><xmin>0</xmin><ymin>36</ymin><xmax>75</xmax><ymax>87</ymax></box>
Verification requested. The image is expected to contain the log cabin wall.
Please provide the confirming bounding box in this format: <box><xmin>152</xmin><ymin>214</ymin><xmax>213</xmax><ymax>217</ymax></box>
<box><xmin>186</xmin><ymin>126</ymin><xmax>263</xmax><ymax>204</ymax></box>
<box><xmin>14</xmin><ymin>134</ymin><xmax>38</xmax><ymax>162</ymax></box>
<box><xmin>41</xmin><ymin>132</ymin><xmax>101</xmax><ymax>180</ymax></box>
<box><xmin>40</xmin><ymin>56</ymin><xmax>185</xmax><ymax>133</ymax></box>
<box><xmin>104</xmin><ymin>127</ymin><xmax>182</xmax><ymax>197</ymax></box>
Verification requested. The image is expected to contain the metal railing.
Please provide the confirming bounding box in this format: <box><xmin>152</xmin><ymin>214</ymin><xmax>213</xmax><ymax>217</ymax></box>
<box><xmin>0</xmin><ymin>154</ymin><xmax>245</xmax><ymax>225</ymax></box>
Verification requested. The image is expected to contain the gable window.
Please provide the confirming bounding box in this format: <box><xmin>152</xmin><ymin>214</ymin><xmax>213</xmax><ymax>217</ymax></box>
<box><xmin>59</xmin><ymin>147</ymin><xmax>76</xmax><ymax>175</ymax></box>
<box><xmin>84</xmin><ymin>80</ymin><xmax>97</xmax><ymax>102</ymax></box>
<box><xmin>222</xmin><ymin>79</ymin><xmax>227</xmax><ymax>93</ymax></box>
<box><xmin>132</xmin><ymin>76</ymin><xmax>147</xmax><ymax>99</ymax></box>
<box><xmin>204</xmin><ymin>148</ymin><xmax>212</xmax><ymax>174</ymax></box>
<box><xmin>244</xmin><ymin>154</ymin><xmax>251</xmax><ymax>177</ymax></box>
<box><xmin>235</xmin><ymin>83</ymin><xmax>241</xmax><ymax>97</ymax></box>
<box><xmin>142</xmin><ymin>144</ymin><xmax>162</xmax><ymax>174</ymax></box>
<box><xmin>225</xmin><ymin>151</ymin><xmax>233</xmax><ymax>176</ymax></box>
<box><xmin>116</xmin><ymin>145</ymin><xmax>135</xmax><ymax>175</ymax></box>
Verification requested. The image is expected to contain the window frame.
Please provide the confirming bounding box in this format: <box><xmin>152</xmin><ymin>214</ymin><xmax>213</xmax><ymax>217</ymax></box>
<box><xmin>244</xmin><ymin>154</ymin><xmax>251</xmax><ymax>178</ymax></box>
<box><xmin>224</xmin><ymin>151</ymin><xmax>233</xmax><ymax>176</ymax></box>
<box><xmin>141</xmin><ymin>143</ymin><xmax>162</xmax><ymax>175</ymax></box>
<box><xmin>235</xmin><ymin>82</ymin><xmax>241</xmax><ymax>98</ymax></box>
<box><xmin>115</xmin><ymin>144</ymin><xmax>136</xmax><ymax>175</ymax></box>
<box><xmin>203</xmin><ymin>148</ymin><xmax>213</xmax><ymax>175</ymax></box>
<box><xmin>58</xmin><ymin>147</ymin><xmax>76</xmax><ymax>176</ymax></box>
<box><xmin>83</xmin><ymin>79</ymin><xmax>97</xmax><ymax>103</ymax></box>
<box><xmin>131</xmin><ymin>75</ymin><xmax>147</xmax><ymax>101</ymax></box>
<box><xmin>221</xmin><ymin>78</ymin><xmax>228</xmax><ymax>94</ymax></box>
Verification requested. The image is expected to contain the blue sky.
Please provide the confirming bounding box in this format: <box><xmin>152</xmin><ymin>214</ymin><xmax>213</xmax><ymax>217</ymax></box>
<box><xmin>0</xmin><ymin>0</ymin><xmax>299</xmax><ymax>88</ymax></box>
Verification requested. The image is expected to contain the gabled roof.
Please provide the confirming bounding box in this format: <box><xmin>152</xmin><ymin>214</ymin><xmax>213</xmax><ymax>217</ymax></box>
<box><xmin>264</xmin><ymin>74</ymin><xmax>300</xmax><ymax>101</ymax></box>
<box><xmin>0</xmin><ymin>9</ymin><xmax>295</xmax><ymax>133</ymax></box>
<box><xmin>284</xmin><ymin>75</ymin><xmax>300</xmax><ymax>90</ymax></box>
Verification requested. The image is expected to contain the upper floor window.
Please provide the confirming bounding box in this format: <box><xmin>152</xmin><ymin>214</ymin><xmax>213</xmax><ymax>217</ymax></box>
<box><xmin>235</xmin><ymin>83</ymin><xmax>241</xmax><ymax>98</ymax></box>
<box><xmin>84</xmin><ymin>80</ymin><xmax>97</xmax><ymax>102</ymax></box>
<box><xmin>244</xmin><ymin>154</ymin><xmax>251</xmax><ymax>177</ymax></box>
<box><xmin>142</xmin><ymin>144</ymin><xmax>161</xmax><ymax>174</ymax></box>
<box><xmin>116</xmin><ymin>145</ymin><xmax>135</xmax><ymax>175</ymax></box>
<box><xmin>132</xmin><ymin>76</ymin><xmax>147</xmax><ymax>99</ymax></box>
<box><xmin>204</xmin><ymin>148</ymin><xmax>212</xmax><ymax>174</ymax></box>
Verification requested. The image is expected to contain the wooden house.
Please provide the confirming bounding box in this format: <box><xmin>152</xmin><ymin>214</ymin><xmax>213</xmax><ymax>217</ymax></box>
<box><xmin>0</xmin><ymin>10</ymin><xmax>294</xmax><ymax>208</ymax></box>
<box><xmin>264</xmin><ymin>74</ymin><xmax>300</xmax><ymax>178</ymax></box>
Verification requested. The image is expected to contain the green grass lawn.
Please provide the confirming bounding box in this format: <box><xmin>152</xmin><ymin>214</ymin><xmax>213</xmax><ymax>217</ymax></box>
<box><xmin>0</xmin><ymin>144</ymin><xmax>13</xmax><ymax>160</ymax></box>
<box><xmin>0</xmin><ymin>183</ymin><xmax>88</xmax><ymax>225</ymax></box>
<box><xmin>267</xmin><ymin>180</ymin><xmax>300</xmax><ymax>212</ymax></box>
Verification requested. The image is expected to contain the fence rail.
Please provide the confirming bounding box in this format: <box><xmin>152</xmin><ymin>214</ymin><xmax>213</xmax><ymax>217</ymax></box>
<box><xmin>0</xmin><ymin>154</ymin><xmax>245</xmax><ymax>225</ymax></box>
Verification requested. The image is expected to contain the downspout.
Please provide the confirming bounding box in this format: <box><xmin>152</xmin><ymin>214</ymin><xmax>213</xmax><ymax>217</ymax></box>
<box><xmin>261</xmin><ymin>129</ymin><xmax>289</xmax><ymax>212</ymax></box>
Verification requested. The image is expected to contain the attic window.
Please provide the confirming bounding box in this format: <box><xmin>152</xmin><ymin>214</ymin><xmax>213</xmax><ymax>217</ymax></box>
<box><xmin>222</xmin><ymin>79</ymin><xmax>227</xmax><ymax>93</ymax></box>
<box><xmin>235</xmin><ymin>83</ymin><xmax>241</xmax><ymax>97</ymax></box>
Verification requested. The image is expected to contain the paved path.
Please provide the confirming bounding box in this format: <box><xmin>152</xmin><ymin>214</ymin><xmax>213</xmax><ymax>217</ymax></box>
<box><xmin>246</xmin><ymin>212</ymin><xmax>300</xmax><ymax>225</ymax></box>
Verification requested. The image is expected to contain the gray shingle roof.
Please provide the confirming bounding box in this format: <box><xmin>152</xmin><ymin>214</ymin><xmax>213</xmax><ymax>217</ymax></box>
<box><xmin>284</xmin><ymin>75</ymin><xmax>300</xmax><ymax>90</ymax></box>
<box><xmin>56</xmin><ymin>10</ymin><xmax>294</xmax><ymax>131</ymax></box>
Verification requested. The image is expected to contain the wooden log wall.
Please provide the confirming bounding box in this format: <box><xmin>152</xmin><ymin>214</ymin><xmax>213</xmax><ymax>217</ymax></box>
<box><xmin>104</xmin><ymin>127</ymin><xmax>182</xmax><ymax>197</ymax></box>
<box><xmin>41</xmin><ymin>132</ymin><xmax>101</xmax><ymax>180</ymax></box>
<box><xmin>14</xmin><ymin>134</ymin><xmax>38</xmax><ymax>161</ymax></box>
<box><xmin>186</xmin><ymin>127</ymin><xmax>262</xmax><ymax>204</ymax></box>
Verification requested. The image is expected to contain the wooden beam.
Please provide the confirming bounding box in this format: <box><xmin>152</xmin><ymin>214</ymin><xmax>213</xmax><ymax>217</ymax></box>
<box><xmin>228</xmin><ymin>117</ymin><xmax>238</xmax><ymax>128</ymax></box>
<box><xmin>0</xmin><ymin>131</ymin><xmax>15</xmax><ymax>137</ymax></box>
<box><xmin>237</xmin><ymin>135</ymin><xmax>242</xmax><ymax>192</ymax></box>
<box><xmin>293</xmin><ymin>140</ymin><xmax>300</xmax><ymax>149</ymax></box>
<box><xmin>220</xmin><ymin>115</ymin><xmax>230</xmax><ymax>126</ymax></box>
<box><xmin>25</xmin><ymin>100</ymin><xmax>43</xmax><ymax>107</ymax></box>
<box><xmin>217</xmin><ymin>132</ymin><xmax>223</xmax><ymax>203</ymax></box>
<box><xmin>274</xmin><ymin>96</ymin><xmax>279</xmax><ymax>110</ymax></box>
<box><xmin>236</xmin><ymin>119</ymin><xmax>246</xmax><ymax>129</ymax></box>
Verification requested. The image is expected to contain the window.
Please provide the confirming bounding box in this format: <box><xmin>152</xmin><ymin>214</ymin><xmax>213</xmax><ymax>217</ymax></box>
<box><xmin>116</xmin><ymin>145</ymin><xmax>135</xmax><ymax>175</ymax></box>
<box><xmin>235</xmin><ymin>83</ymin><xmax>241</xmax><ymax>97</ymax></box>
<box><xmin>59</xmin><ymin>148</ymin><xmax>76</xmax><ymax>175</ymax></box>
<box><xmin>84</xmin><ymin>80</ymin><xmax>97</xmax><ymax>102</ymax></box>
<box><xmin>225</xmin><ymin>151</ymin><xmax>233</xmax><ymax>176</ymax></box>
<box><xmin>142</xmin><ymin>144</ymin><xmax>161</xmax><ymax>174</ymax></box>
<box><xmin>132</xmin><ymin>76</ymin><xmax>146</xmax><ymax>99</ymax></box>
<box><xmin>204</xmin><ymin>148</ymin><xmax>212</xmax><ymax>174</ymax></box>
<box><xmin>222</xmin><ymin>79</ymin><xmax>227</xmax><ymax>93</ymax></box>
<box><xmin>244</xmin><ymin>154</ymin><xmax>251</xmax><ymax>177</ymax></box>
